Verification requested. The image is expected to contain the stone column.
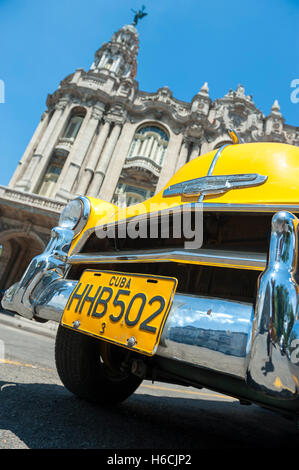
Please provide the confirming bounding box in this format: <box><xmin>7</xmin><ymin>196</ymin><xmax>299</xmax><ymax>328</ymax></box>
<box><xmin>189</xmin><ymin>142</ymin><xmax>201</xmax><ymax>161</ymax></box>
<box><xmin>98</xmin><ymin>53</ymin><xmax>107</xmax><ymax>68</ymax></box>
<box><xmin>88</xmin><ymin>122</ymin><xmax>122</xmax><ymax>197</ymax></box>
<box><xmin>56</xmin><ymin>104</ymin><xmax>103</xmax><ymax>200</ymax></box>
<box><xmin>76</xmin><ymin>120</ymin><xmax>110</xmax><ymax>195</ymax></box>
<box><xmin>175</xmin><ymin>139</ymin><xmax>190</xmax><ymax>172</ymax></box>
<box><xmin>99</xmin><ymin>121</ymin><xmax>136</xmax><ymax>201</ymax></box>
<box><xmin>140</xmin><ymin>138</ymin><xmax>147</xmax><ymax>156</ymax></box>
<box><xmin>9</xmin><ymin>111</ymin><xmax>49</xmax><ymax>188</ymax></box>
<box><xmin>111</xmin><ymin>56</ymin><xmax>122</xmax><ymax>73</ymax></box>
<box><xmin>200</xmin><ymin>140</ymin><xmax>212</xmax><ymax>155</ymax></box>
<box><xmin>16</xmin><ymin>98</ymin><xmax>70</xmax><ymax>191</ymax></box>
<box><xmin>131</xmin><ymin>138</ymin><xmax>141</xmax><ymax>157</ymax></box>
<box><xmin>145</xmin><ymin>136</ymin><xmax>154</xmax><ymax>158</ymax></box>
<box><xmin>156</xmin><ymin>133</ymin><xmax>183</xmax><ymax>194</ymax></box>
<box><xmin>150</xmin><ymin>139</ymin><xmax>158</xmax><ymax>162</ymax></box>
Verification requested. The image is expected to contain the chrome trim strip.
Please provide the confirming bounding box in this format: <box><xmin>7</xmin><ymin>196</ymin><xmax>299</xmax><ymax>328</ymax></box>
<box><xmin>203</xmin><ymin>203</ymin><xmax>299</xmax><ymax>212</ymax></box>
<box><xmin>207</xmin><ymin>144</ymin><xmax>229</xmax><ymax>175</ymax></box>
<box><xmin>68</xmin><ymin>248</ymin><xmax>267</xmax><ymax>269</ymax></box>
<box><xmin>76</xmin><ymin>196</ymin><xmax>91</xmax><ymax>236</ymax></box>
<box><xmin>163</xmin><ymin>173</ymin><xmax>268</xmax><ymax>199</ymax></box>
<box><xmin>198</xmin><ymin>144</ymin><xmax>229</xmax><ymax>202</ymax></box>
<box><xmin>197</xmin><ymin>131</ymin><xmax>242</xmax><ymax>202</ymax></box>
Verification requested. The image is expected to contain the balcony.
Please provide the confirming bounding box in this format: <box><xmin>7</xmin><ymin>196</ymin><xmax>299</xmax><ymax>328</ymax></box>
<box><xmin>123</xmin><ymin>155</ymin><xmax>162</xmax><ymax>179</ymax></box>
<box><xmin>54</xmin><ymin>137</ymin><xmax>75</xmax><ymax>157</ymax></box>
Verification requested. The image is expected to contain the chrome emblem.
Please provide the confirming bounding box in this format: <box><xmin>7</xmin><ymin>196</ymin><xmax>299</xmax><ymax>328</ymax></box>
<box><xmin>163</xmin><ymin>173</ymin><xmax>268</xmax><ymax>199</ymax></box>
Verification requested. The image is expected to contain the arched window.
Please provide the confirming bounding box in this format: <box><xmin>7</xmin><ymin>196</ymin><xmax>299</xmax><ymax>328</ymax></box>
<box><xmin>38</xmin><ymin>152</ymin><xmax>68</xmax><ymax>198</ymax></box>
<box><xmin>63</xmin><ymin>115</ymin><xmax>84</xmax><ymax>140</ymax></box>
<box><xmin>112</xmin><ymin>125</ymin><xmax>169</xmax><ymax>206</ymax></box>
<box><xmin>128</xmin><ymin>125</ymin><xmax>169</xmax><ymax>166</ymax></box>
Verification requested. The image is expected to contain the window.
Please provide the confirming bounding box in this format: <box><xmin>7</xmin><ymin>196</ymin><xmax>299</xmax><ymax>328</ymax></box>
<box><xmin>105</xmin><ymin>57</ymin><xmax>114</xmax><ymax>71</ymax></box>
<box><xmin>38</xmin><ymin>153</ymin><xmax>67</xmax><ymax>198</ymax></box>
<box><xmin>112</xmin><ymin>125</ymin><xmax>168</xmax><ymax>206</ymax></box>
<box><xmin>128</xmin><ymin>125</ymin><xmax>169</xmax><ymax>166</ymax></box>
<box><xmin>112</xmin><ymin>183</ymin><xmax>154</xmax><ymax>207</ymax></box>
<box><xmin>63</xmin><ymin>115</ymin><xmax>84</xmax><ymax>140</ymax></box>
<box><xmin>118</xmin><ymin>64</ymin><xmax>126</xmax><ymax>76</ymax></box>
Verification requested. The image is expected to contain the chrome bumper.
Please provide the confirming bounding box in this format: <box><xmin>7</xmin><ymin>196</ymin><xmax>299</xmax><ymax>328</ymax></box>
<box><xmin>2</xmin><ymin>212</ymin><xmax>299</xmax><ymax>400</ymax></box>
<box><xmin>2</xmin><ymin>226</ymin><xmax>74</xmax><ymax>319</ymax></box>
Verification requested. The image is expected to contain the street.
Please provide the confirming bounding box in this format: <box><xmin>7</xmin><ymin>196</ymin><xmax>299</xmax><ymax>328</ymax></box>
<box><xmin>0</xmin><ymin>315</ymin><xmax>298</xmax><ymax>449</ymax></box>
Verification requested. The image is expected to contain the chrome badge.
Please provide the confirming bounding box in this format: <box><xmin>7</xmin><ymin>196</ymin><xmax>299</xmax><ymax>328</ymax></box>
<box><xmin>163</xmin><ymin>173</ymin><xmax>268</xmax><ymax>199</ymax></box>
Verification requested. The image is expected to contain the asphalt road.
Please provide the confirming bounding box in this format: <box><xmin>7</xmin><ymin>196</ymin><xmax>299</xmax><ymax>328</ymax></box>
<box><xmin>0</xmin><ymin>315</ymin><xmax>299</xmax><ymax>450</ymax></box>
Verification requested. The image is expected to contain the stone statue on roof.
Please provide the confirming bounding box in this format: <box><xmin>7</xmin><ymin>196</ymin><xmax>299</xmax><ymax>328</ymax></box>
<box><xmin>131</xmin><ymin>5</ymin><xmax>148</xmax><ymax>26</ymax></box>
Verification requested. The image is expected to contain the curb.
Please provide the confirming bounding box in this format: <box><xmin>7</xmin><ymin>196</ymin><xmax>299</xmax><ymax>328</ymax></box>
<box><xmin>0</xmin><ymin>311</ymin><xmax>58</xmax><ymax>339</ymax></box>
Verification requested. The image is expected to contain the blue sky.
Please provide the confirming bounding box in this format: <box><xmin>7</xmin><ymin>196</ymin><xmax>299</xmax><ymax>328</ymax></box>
<box><xmin>0</xmin><ymin>0</ymin><xmax>298</xmax><ymax>186</ymax></box>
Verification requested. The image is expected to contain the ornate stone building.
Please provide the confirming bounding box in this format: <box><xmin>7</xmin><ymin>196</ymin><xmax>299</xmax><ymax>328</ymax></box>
<box><xmin>0</xmin><ymin>21</ymin><xmax>298</xmax><ymax>291</ymax></box>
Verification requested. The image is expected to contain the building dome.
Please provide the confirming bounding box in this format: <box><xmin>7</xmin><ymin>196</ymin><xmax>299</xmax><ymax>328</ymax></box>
<box><xmin>90</xmin><ymin>23</ymin><xmax>139</xmax><ymax>79</ymax></box>
<box><xmin>121</xmin><ymin>24</ymin><xmax>138</xmax><ymax>35</ymax></box>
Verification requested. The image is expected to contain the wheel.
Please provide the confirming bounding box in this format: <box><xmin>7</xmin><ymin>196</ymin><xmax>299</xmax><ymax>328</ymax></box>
<box><xmin>55</xmin><ymin>325</ymin><xmax>142</xmax><ymax>405</ymax></box>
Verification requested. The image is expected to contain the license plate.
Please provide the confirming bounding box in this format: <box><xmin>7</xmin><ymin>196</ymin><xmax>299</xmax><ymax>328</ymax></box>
<box><xmin>61</xmin><ymin>270</ymin><xmax>177</xmax><ymax>356</ymax></box>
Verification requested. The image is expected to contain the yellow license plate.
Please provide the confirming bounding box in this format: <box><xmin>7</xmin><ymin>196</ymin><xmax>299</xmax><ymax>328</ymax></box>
<box><xmin>61</xmin><ymin>270</ymin><xmax>177</xmax><ymax>356</ymax></box>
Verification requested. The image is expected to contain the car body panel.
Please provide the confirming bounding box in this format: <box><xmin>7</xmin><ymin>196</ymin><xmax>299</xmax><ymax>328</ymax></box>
<box><xmin>3</xmin><ymin>141</ymin><xmax>299</xmax><ymax>417</ymax></box>
<box><xmin>70</xmin><ymin>142</ymin><xmax>299</xmax><ymax>256</ymax></box>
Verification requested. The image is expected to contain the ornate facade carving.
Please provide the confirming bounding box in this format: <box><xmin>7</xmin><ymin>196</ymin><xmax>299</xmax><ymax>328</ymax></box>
<box><xmin>0</xmin><ymin>20</ymin><xmax>298</xmax><ymax>288</ymax></box>
<box><xmin>7</xmin><ymin>23</ymin><xmax>299</xmax><ymax>206</ymax></box>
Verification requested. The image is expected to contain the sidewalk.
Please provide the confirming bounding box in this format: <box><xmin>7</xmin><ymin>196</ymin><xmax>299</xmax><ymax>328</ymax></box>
<box><xmin>0</xmin><ymin>309</ymin><xmax>58</xmax><ymax>339</ymax></box>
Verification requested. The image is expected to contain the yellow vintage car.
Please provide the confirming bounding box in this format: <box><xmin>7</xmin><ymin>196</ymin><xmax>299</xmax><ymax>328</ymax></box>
<box><xmin>3</xmin><ymin>134</ymin><xmax>299</xmax><ymax>420</ymax></box>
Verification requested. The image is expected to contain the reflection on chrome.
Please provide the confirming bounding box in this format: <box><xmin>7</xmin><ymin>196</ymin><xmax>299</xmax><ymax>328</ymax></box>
<box><xmin>246</xmin><ymin>211</ymin><xmax>299</xmax><ymax>398</ymax></box>
<box><xmin>1</xmin><ymin>226</ymin><xmax>74</xmax><ymax>319</ymax></box>
<box><xmin>2</xmin><ymin>210</ymin><xmax>299</xmax><ymax>408</ymax></box>
<box><xmin>157</xmin><ymin>294</ymin><xmax>254</xmax><ymax>378</ymax></box>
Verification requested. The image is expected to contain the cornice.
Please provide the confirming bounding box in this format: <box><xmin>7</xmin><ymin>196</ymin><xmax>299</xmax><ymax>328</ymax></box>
<box><xmin>46</xmin><ymin>76</ymin><xmax>299</xmax><ymax>147</ymax></box>
<box><xmin>0</xmin><ymin>186</ymin><xmax>65</xmax><ymax>214</ymax></box>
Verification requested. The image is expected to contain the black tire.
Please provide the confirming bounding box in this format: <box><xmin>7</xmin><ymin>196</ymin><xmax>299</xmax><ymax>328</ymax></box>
<box><xmin>55</xmin><ymin>325</ymin><xmax>142</xmax><ymax>405</ymax></box>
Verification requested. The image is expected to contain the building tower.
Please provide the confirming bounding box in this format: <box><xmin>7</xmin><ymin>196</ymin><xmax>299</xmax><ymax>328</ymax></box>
<box><xmin>0</xmin><ymin>17</ymin><xmax>298</xmax><ymax>291</ymax></box>
<box><xmin>10</xmin><ymin>23</ymin><xmax>141</xmax><ymax>204</ymax></box>
<box><xmin>8</xmin><ymin>20</ymin><xmax>299</xmax><ymax>207</ymax></box>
